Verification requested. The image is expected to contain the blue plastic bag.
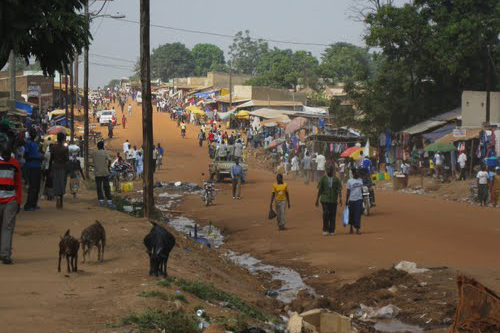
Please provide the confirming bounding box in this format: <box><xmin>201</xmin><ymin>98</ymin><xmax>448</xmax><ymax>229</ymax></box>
<box><xmin>343</xmin><ymin>206</ymin><xmax>349</xmax><ymax>226</ymax></box>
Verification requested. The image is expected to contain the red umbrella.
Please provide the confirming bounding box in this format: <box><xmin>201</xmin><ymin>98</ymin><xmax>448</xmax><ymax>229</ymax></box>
<box><xmin>47</xmin><ymin>126</ymin><xmax>70</xmax><ymax>135</ymax></box>
<box><xmin>340</xmin><ymin>146</ymin><xmax>361</xmax><ymax>158</ymax></box>
<box><xmin>268</xmin><ymin>138</ymin><xmax>285</xmax><ymax>149</ymax></box>
<box><xmin>285</xmin><ymin>117</ymin><xmax>308</xmax><ymax>134</ymax></box>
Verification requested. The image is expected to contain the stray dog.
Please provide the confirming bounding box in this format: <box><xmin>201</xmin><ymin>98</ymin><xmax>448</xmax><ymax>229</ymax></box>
<box><xmin>58</xmin><ymin>229</ymin><xmax>80</xmax><ymax>273</ymax></box>
<box><xmin>144</xmin><ymin>221</ymin><xmax>175</xmax><ymax>277</ymax></box>
<box><xmin>80</xmin><ymin>220</ymin><xmax>106</xmax><ymax>263</ymax></box>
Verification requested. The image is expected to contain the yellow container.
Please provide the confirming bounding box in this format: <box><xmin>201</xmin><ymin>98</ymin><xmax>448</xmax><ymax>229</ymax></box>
<box><xmin>121</xmin><ymin>182</ymin><xmax>133</xmax><ymax>192</ymax></box>
<box><xmin>109</xmin><ymin>182</ymin><xmax>115</xmax><ymax>192</ymax></box>
<box><xmin>384</xmin><ymin>172</ymin><xmax>390</xmax><ymax>180</ymax></box>
<box><xmin>371</xmin><ymin>174</ymin><xmax>378</xmax><ymax>182</ymax></box>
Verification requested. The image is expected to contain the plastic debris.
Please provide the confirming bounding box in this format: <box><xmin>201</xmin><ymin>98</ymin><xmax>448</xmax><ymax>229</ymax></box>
<box><xmin>123</xmin><ymin>205</ymin><xmax>133</xmax><ymax>213</ymax></box>
<box><xmin>174</xmin><ymin>181</ymin><xmax>182</xmax><ymax>187</ymax></box>
<box><xmin>356</xmin><ymin>304</ymin><xmax>401</xmax><ymax>319</ymax></box>
<box><xmin>394</xmin><ymin>261</ymin><xmax>429</xmax><ymax>274</ymax></box>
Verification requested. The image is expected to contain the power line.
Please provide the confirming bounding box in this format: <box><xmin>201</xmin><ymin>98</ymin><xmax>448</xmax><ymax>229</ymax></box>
<box><xmin>115</xmin><ymin>18</ymin><xmax>330</xmax><ymax>47</ymax></box>
<box><xmin>91</xmin><ymin>53</ymin><xmax>136</xmax><ymax>64</ymax></box>
<box><xmin>90</xmin><ymin>62</ymin><xmax>134</xmax><ymax>71</ymax></box>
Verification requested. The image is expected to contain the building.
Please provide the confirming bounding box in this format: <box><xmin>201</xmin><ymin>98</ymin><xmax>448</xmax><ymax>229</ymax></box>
<box><xmin>461</xmin><ymin>91</ymin><xmax>500</xmax><ymax>127</ymax></box>
<box><xmin>172</xmin><ymin>72</ymin><xmax>253</xmax><ymax>90</ymax></box>
<box><xmin>0</xmin><ymin>70</ymin><xmax>54</xmax><ymax>110</ymax></box>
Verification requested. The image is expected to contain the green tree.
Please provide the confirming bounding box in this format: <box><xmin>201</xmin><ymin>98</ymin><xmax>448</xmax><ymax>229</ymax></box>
<box><xmin>319</xmin><ymin>42</ymin><xmax>374</xmax><ymax>83</ymax></box>
<box><xmin>246</xmin><ymin>48</ymin><xmax>319</xmax><ymax>90</ymax></box>
<box><xmin>105</xmin><ymin>79</ymin><xmax>120</xmax><ymax>89</ymax></box>
<box><xmin>151</xmin><ymin>43</ymin><xmax>194</xmax><ymax>81</ymax></box>
<box><xmin>229</xmin><ymin>30</ymin><xmax>269</xmax><ymax>75</ymax></box>
<box><xmin>0</xmin><ymin>0</ymin><xmax>90</xmax><ymax>75</ymax></box>
<box><xmin>347</xmin><ymin>0</ymin><xmax>500</xmax><ymax>134</ymax></box>
<box><xmin>191</xmin><ymin>44</ymin><xmax>225</xmax><ymax>76</ymax></box>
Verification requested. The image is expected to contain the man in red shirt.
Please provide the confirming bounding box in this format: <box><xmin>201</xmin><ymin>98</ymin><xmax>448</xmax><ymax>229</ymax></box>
<box><xmin>122</xmin><ymin>114</ymin><xmax>127</xmax><ymax>129</ymax></box>
<box><xmin>0</xmin><ymin>132</ymin><xmax>22</xmax><ymax>264</ymax></box>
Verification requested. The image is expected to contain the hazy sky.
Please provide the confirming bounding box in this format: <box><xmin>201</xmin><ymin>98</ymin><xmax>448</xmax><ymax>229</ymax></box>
<box><xmin>85</xmin><ymin>0</ymin><xmax>380</xmax><ymax>88</ymax></box>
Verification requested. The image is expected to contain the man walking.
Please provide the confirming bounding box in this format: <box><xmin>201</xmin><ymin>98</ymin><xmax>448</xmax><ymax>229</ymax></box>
<box><xmin>91</xmin><ymin>141</ymin><xmax>113</xmax><ymax>206</ymax></box>
<box><xmin>122</xmin><ymin>113</ymin><xmax>127</xmax><ymax>130</ymax></box>
<box><xmin>234</xmin><ymin>139</ymin><xmax>243</xmax><ymax>162</ymax></box>
<box><xmin>156</xmin><ymin>143</ymin><xmax>164</xmax><ymax>170</ymax></box>
<box><xmin>315</xmin><ymin>165</ymin><xmax>342</xmax><ymax>235</ymax></box>
<box><xmin>230</xmin><ymin>159</ymin><xmax>244</xmax><ymax>200</ymax></box>
<box><xmin>315</xmin><ymin>153</ymin><xmax>326</xmax><ymax>181</ymax></box>
<box><xmin>198</xmin><ymin>129</ymin><xmax>205</xmax><ymax>147</ymax></box>
<box><xmin>302</xmin><ymin>152</ymin><xmax>312</xmax><ymax>184</ymax></box>
<box><xmin>128</xmin><ymin>103</ymin><xmax>132</xmax><ymax>116</ymax></box>
<box><xmin>108</xmin><ymin>120</ymin><xmax>114</xmax><ymax>139</ymax></box>
<box><xmin>23</xmin><ymin>128</ymin><xmax>43</xmax><ymax>211</ymax></box>
<box><xmin>457</xmin><ymin>151</ymin><xmax>467</xmax><ymax>180</ymax></box>
<box><xmin>0</xmin><ymin>132</ymin><xmax>22</xmax><ymax>264</ymax></box>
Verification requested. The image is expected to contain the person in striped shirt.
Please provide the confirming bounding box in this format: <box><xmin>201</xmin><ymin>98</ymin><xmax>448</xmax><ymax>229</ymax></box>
<box><xmin>0</xmin><ymin>132</ymin><xmax>22</xmax><ymax>264</ymax></box>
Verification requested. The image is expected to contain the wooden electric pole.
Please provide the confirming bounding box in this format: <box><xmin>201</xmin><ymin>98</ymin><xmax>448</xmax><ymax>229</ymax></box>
<box><xmin>140</xmin><ymin>0</ymin><xmax>154</xmax><ymax>217</ymax></box>
<box><xmin>83</xmin><ymin>0</ymin><xmax>90</xmax><ymax>178</ymax></box>
<box><xmin>70</xmin><ymin>59</ymin><xmax>75</xmax><ymax>142</ymax></box>
<box><xmin>75</xmin><ymin>55</ymin><xmax>79</xmax><ymax>112</ymax></box>
<box><xmin>65</xmin><ymin>70</ymin><xmax>69</xmax><ymax>127</ymax></box>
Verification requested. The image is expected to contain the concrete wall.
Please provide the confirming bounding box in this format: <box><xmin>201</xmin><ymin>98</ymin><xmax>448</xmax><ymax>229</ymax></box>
<box><xmin>251</xmin><ymin>86</ymin><xmax>307</xmax><ymax>103</ymax></box>
<box><xmin>208</xmin><ymin>72</ymin><xmax>253</xmax><ymax>88</ymax></box>
<box><xmin>0</xmin><ymin>74</ymin><xmax>54</xmax><ymax>108</ymax></box>
<box><xmin>233</xmin><ymin>85</ymin><xmax>253</xmax><ymax>99</ymax></box>
<box><xmin>462</xmin><ymin>91</ymin><xmax>500</xmax><ymax>127</ymax></box>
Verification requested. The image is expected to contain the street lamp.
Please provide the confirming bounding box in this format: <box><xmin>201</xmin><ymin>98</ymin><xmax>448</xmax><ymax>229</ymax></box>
<box><xmin>83</xmin><ymin>2</ymin><xmax>126</xmax><ymax>178</ymax></box>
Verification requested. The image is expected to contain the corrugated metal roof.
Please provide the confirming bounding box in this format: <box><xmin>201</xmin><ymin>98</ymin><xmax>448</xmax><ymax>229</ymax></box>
<box><xmin>249</xmin><ymin>108</ymin><xmax>299</xmax><ymax>119</ymax></box>
<box><xmin>436</xmin><ymin>128</ymin><xmax>482</xmax><ymax>143</ymax></box>
<box><xmin>237</xmin><ymin>100</ymin><xmax>303</xmax><ymax>109</ymax></box>
<box><xmin>402</xmin><ymin>107</ymin><xmax>462</xmax><ymax>134</ymax></box>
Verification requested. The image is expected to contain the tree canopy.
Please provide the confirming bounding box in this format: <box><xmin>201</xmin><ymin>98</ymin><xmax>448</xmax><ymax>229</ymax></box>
<box><xmin>192</xmin><ymin>44</ymin><xmax>225</xmax><ymax>76</ymax></box>
<box><xmin>229</xmin><ymin>30</ymin><xmax>269</xmax><ymax>75</ymax></box>
<box><xmin>247</xmin><ymin>48</ymin><xmax>319</xmax><ymax>90</ymax></box>
<box><xmin>320</xmin><ymin>42</ymin><xmax>374</xmax><ymax>83</ymax></box>
<box><xmin>0</xmin><ymin>0</ymin><xmax>90</xmax><ymax>75</ymax></box>
<box><xmin>151</xmin><ymin>43</ymin><xmax>194</xmax><ymax>81</ymax></box>
<box><xmin>344</xmin><ymin>0</ymin><xmax>500</xmax><ymax>134</ymax></box>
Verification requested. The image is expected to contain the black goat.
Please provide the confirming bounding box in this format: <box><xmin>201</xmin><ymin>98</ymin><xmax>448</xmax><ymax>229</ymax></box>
<box><xmin>144</xmin><ymin>221</ymin><xmax>175</xmax><ymax>277</ymax></box>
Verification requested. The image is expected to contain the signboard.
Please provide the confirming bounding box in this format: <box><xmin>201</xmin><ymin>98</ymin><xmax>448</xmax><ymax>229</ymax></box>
<box><xmin>27</xmin><ymin>85</ymin><xmax>41</xmax><ymax>97</ymax></box>
<box><xmin>453</xmin><ymin>128</ymin><xmax>466</xmax><ymax>138</ymax></box>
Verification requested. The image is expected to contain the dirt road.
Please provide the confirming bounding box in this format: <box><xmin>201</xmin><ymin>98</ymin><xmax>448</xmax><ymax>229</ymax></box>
<box><xmin>109</xmin><ymin>100</ymin><xmax>500</xmax><ymax>293</ymax></box>
<box><xmin>1</xmin><ymin>99</ymin><xmax>499</xmax><ymax>332</ymax></box>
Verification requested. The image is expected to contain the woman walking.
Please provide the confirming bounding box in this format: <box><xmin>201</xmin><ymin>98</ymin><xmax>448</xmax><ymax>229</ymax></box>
<box><xmin>346</xmin><ymin>168</ymin><xmax>364</xmax><ymax>234</ymax></box>
<box><xmin>270</xmin><ymin>174</ymin><xmax>291</xmax><ymax>231</ymax></box>
<box><xmin>49</xmin><ymin>132</ymin><xmax>69</xmax><ymax>209</ymax></box>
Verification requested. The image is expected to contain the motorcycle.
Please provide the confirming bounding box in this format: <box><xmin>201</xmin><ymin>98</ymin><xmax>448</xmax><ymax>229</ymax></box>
<box><xmin>201</xmin><ymin>180</ymin><xmax>216</xmax><ymax>206</ymax></box>
<box><xmin>113</xmin><ymin>161</ymin><xmax>137</xmax><ymax>182</ymax></box>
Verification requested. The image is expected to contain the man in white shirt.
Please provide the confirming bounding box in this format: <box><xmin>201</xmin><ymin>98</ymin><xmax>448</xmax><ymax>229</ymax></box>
<box><xmin>476</xmin><ymin>165</ymin><xmax>489</xmax><ymax>206</ymax></box>
<box><xmin>457</xmin><ymin>152</ymin><xmax>467</xmax><ymax>180</ymax></box>
<box><xmin>434</xmin><ymin>152</ymin><xmax>443</xmax><ymax>178</ymax></box>
<box><xmin>315</xmin><ymin>153</ymin><xmax>326</xmax><ymax>181</ymax></box>
<box><xmin>123</xmin><ymin>139</ymin><xmax>130</xmax><ymax>154</ymax></box>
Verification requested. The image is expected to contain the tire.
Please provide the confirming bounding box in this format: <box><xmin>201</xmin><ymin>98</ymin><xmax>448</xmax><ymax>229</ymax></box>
<box><xmin>364</xmin><ymin>197</ymin><xmax>370</xmax><ymax>216</ymax></box>
<box><xmin>124</xmin><ymin>171</ymin><xmax>137</xmax><ymax>181</ymax></box>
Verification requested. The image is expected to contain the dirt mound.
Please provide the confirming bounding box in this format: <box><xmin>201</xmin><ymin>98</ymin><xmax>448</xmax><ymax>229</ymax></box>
<box><xmin>323</xmin><ymin>268</ymin><xmax>457</xmax><ymax>331</ymax></box>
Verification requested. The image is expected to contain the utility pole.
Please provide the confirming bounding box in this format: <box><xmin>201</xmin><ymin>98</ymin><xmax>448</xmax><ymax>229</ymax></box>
<box><xmin>485</xmin><ymin>45</ymin><xmax>491</xmax><ymax>125</ymax></box>
<box><xmin>70</xmin><ymin>59</ymin><xmax>75</xmax><ymax>142</ymax></box>
<box><xmin>140</xmin><ymin>0</ymin><xmax>154</xmax><ymax>217</ymax></box>
<box><xmin>84</xmin><ymin>0</ymin><xmax>90</xmax><ymax>178</ymax></box>
<box><xmin>229</xmin><ymin>61</ymin><xmax>233</xmax><ymax>110</ymax></box>
<box><xmin>8</xmin><ymin>50</ymin><xmax>15</xmax><ymax>112</ymax></box>
<box><xmin>59</xmin><ymin>72</ymin><xmax>63</xmax><ymax>108</ymax></box>
<box><xmin>65</xmin><ymin>69</ymin><xmax>69</xmax><ymax>126</ymax></box>
<box><xmin>75</xmin><ymin>55</ymin><xmax>79</xmax><ymax>112</ymax></box>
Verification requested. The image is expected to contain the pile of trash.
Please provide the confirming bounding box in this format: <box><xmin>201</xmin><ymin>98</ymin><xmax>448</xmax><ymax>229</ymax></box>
<box><xmin>156</xmin><ymin>181</ymin><xmax>203</xmax><ymax>193</ymax></box>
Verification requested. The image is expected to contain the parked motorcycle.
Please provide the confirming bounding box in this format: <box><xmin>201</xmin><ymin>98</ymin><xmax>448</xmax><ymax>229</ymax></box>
<box><xmin>113</xmin><ymin>161</ymin><xmax>137</xmax><ymax>182</ymax></box>
<box><xmin>202</xmin><ymin>180</ymin><xmax>216</xmax><ymax>206</ymax></box>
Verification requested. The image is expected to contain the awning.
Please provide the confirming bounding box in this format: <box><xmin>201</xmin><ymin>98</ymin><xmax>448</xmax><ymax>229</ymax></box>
<box><xmin>285</xmin><ymin>117</ymin><xmax>308</xmax><ymax>134</ymax></box>
<box><xmin>261</xmin><ymin>115</ymin><xmax>291</xmax><ymax>125</ymax></box>
<box><xmin>249</xmin><ymin>108</ymin><xmax>298</xmax><ymax>119</ymax></box>
<box><xmin>301</xmin><ymin>106</ymin><xmax>327</xmax><ymax>115</ymax></box>
<box><xmin>436</xmin><ymin>128</ymin><xmax>482</xmax><ymax>143</ymax></box>
<box><xmin>402</xmin><ymin>120</ymin><xmax>447</xmax><ymax>135</ymax></box>
<box><xmin>16</xmin><ymin>101</ymin><xmax>35</xmax><ymax>114</ymax></box>
<box><xmin>218</xmin><ymin>109</ymin><xmax>237</xmax><ymax>120</ymax></box>
<box><xmin>236</xmin><ymin>100</ymin><xmax>303</xmax><ymax>110</ymax></box>
<box><xmin>422</xmin><ymin>123</ymin><xmax>456</xmax><ymax>142</ymax></box>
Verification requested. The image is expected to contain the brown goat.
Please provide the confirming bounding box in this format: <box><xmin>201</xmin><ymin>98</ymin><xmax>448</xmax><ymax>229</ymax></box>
<box><xmin>58</xmin><ymin>229</ymin><xmax>80</xmax><ymax>273</ymax></box>
<box><xmin>80</xmin><ymin>220</ymin><xmax>106</xmax><ymax>263</ymax></box>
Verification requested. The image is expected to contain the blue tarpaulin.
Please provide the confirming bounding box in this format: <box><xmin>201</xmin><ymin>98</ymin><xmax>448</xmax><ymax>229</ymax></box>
<box><xmin>16</xmin><ymin>101</ymin><xmax>34</xmax><ymax>114</ymax></box>
<box><xmin>422</xmin><ymin>123</ymin><xmax>456</xmax><ymax>142</ymax></box>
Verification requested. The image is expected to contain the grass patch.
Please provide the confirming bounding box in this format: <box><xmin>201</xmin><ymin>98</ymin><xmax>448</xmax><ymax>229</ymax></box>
<box><xmin>157</xmin><ymin>276</ymin><xmax>176</xmax><ymax>287</ymax></box>
<box><xmin>139</xmin><ymin>290</ymin><xmax>165</xmax><ymax>298</ymax></box>
<box><xmin>139</xmin><ymin>290</ymin><xmax>188</xmax><ymax>303</ymax></box>
<box><xmin>123</xmin><ymin>309</ymin><xmax>200</xmax><ymax>333</ymax></box>
<box><xmin>164</xmin><ymin>277</ymin><xmax>268</xmax><ymax>322</ymax></box>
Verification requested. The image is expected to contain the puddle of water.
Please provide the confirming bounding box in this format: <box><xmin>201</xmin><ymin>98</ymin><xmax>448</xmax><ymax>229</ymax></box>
<box><xmin>168</xmin><ymin>216</ymin><xmax>225</xmax><ymax>248</ymax></box>
<box><xmin>166</xmin><ymin>216</ymin><xmax>314</xmax><ymax>304</ymax></box>
<box><xmin>374</xmin><ymin>319</ymin><xmax>423</xmax><ymax>333</ymax></box>
<box><xmin>226</xmin><ymin>250</ymin><xmax>314</xmax><ymax>304</ymax></box>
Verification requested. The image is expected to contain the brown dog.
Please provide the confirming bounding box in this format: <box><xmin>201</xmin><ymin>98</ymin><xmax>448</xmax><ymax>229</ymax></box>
<box><xmin>58</xmin><ymin>229</ymin><xmax>80</xmax><ymax>273</ymax></box>
<box><xmin>80</xmin><ymin>220</ymin><xmax>106</xmax><ymax>263</ymax></box>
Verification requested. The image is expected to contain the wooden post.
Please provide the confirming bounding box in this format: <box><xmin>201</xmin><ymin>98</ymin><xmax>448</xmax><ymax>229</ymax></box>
<box><xmin>65</xmin><ymin>70</ymin><xmax>69</xmax><ymax>127</ymax></box>
<box><xmin>70</xmin><ymin>59</ymin><xmax>74</xmax><ymax>142</ymax></box>
<box><xmin>83</xmin><ymin>0</ymin><xmax>90</xmax><ymax>179</ymax></box>
<box><xmin>469</xmin><ymin>139</ymin><xmax>474</xmax><ymax>179</ymax></box>
<box><xmin>140</xmin><ymin>0</ymin><xmax>155</xmax><ymax>217</ymax></box>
